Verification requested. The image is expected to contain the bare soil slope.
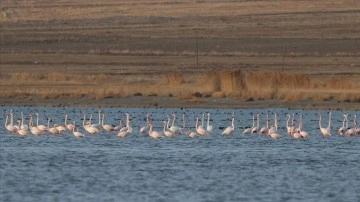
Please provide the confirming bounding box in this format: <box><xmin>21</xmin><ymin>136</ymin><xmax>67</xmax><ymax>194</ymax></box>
<box><xmin>0</xmin><ymin>0</ymin><xmax>359</xmax><ymax>108</ymax></box>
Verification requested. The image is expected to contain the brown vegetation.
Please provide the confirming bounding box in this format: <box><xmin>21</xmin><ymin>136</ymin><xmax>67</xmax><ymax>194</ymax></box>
<box><xmin>0</xmin><ymin>0</ymin><xmax>359</xmax><ymax>108</ymax></box>
<box><xmin>1</xmin><ymin>70</ymin><xmax>359</xmax><ymax>106</ymax></box>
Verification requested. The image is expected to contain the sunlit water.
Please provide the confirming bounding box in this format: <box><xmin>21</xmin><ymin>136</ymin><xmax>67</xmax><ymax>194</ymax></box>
<box><xmin>1</xmin><ymin>107</ymin><xmax>360</xmax><ymax>202</ymax></box>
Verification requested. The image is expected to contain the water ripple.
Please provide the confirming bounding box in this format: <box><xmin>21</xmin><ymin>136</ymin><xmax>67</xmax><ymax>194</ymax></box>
<box><xmin>1</xmin><ymin>107</ymin><xmax>360</xmax><ymax>201</ymax></box>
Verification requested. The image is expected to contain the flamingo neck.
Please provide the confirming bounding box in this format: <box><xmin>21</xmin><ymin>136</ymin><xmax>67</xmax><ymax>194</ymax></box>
<box><xmin>126</xmin><ymin>113</ymin><xmax>130</xmax><ymax>127</ymax></box>
<box><xmin>172</xmin><ymin>114</ymin><xmax>176</xmax><ymax>126</ymax></box>
<box><xmin>146</xmin><ymin>115</ymin><xmax>150</xmax><ymax>124</ymax></box>
<box><xmin>36</xmin><ymin>114</ymin><xmax>40</xmax><ymax>126</ymax></box>
<box><xmin>5</xmin><ymin>115</ymin><xmax>8</xmax><ymax>127</ymax></box>
<box><xmin>327</xmin><ymin>112</ymin><xmax>331</xmax><ymax>129</ymax></box>
<box><xmin>83</xmin><ymin>114</ymin><xmax>86</xmax><ymax>127</ymax></box>
<box><xmin>354</xmin><ymin>115</ymin><xmax>357</xmax><ymax>128</ymax></box>
<box><xmin>163</xmin><ymin>122</ymin><xmax>167</xmax><ymax>132</ymax></box>
<box><xmin>148</xmin><ymin>124</ymin><xmax>153</xmax><ymax>134</ymax></box>
<box><xmin>286</xmin><ymin>115</ymin><xmax>290</xmax><ymax>128</ymax></box>
<box><xmin>64</xmin><ymin>114</ymin><xmax>68</xmax><ymax>125</ymax></box>
<box><xmin>345</xmin><ymin>115</ymin><xmax>349</xmax><ymax>128</ymax></box>
<box><xmin>10</xmin><ymin>113</ymin><xmax>14</xmax><ymax>125</ymax></box>
<box><xmin>166</xmin><ymin>117</ymin><xmax>170</xmax><ymax>129</ymax></box>
<box><xmin>195</xmin><ymin>117</ymin><xmax>199</xmax><ymax>129</ymax></box>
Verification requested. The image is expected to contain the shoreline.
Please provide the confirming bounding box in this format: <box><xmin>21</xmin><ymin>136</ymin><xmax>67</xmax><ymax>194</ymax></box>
<box><xmin>1</xmin><ymin>96</ymin><xmax>359</xmax><ymax>110</ymax></box>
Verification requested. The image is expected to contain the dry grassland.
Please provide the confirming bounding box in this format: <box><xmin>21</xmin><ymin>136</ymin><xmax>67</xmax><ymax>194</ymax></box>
<box><xmin>0</xmin><ymin>0</ymin><xmax>359</xmax><ymax>108</ymax></box>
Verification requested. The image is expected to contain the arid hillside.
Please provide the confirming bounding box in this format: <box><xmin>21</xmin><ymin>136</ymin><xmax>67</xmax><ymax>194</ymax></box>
<box><xmin>0</xmin><ymin>0</ymin><xmax>359</xmax><ymax>107</ymax></box>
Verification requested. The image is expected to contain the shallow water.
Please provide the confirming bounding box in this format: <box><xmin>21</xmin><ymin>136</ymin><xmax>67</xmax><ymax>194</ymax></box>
<box><xmin>1</xmin><ymin>107</ymin><xmax>360</xmax><ymax>202</ymax></box>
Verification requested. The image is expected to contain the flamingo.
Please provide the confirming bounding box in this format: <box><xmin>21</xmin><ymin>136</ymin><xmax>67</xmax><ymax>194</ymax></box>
<box><xmin>345</xmin><ymin>114</ymin><xmax>357</xmax><ymax>136</ymax></box>
<box><xmin>259</xmin><ymin>113</ymin><xmax>269</xmax><ymax>135</ymax></box>
<box><xmin>72</xmin><ymin>121</ymin><xmax>84</xmax><ymax>138</ymax></box>
<box><xmin>19</xmin><ymin>112</ymin><xmax>29</xmax><ymax>131</ymax></box>
<box><xmin>139</xmin><ymin>114</ymin><xmax>151</xmax><ymax>133</ymax></box>
<box><xmin>195</xmin><ymin>116</ymin><xmax>207</xmax><ymax>136</ymax></box>
<box><xmin>206</xmin><ymin>113</ymin><xmax>213</xmax><ymax>134</ymax></box>
<box><xmin>5</xmin><ymin>111</ymin><xmax>16</xmax><ymax>133</ymax></box>
<box><xmin>178</xmin><ymin>113</ymin><xmax>187</xmax><ymax>134</ymax></box>
<box><xmin>268</xmin><ymin>115</ymin><xmax>281</xmax><ymax>139</ymax></box>
<box><xmin>35</xmin><ymin>113</ymin><xmax>48</xmax><ymax>132</ymax></box>
<box><xmin>90</xmin><ymin>110</ymin><xmax>102</xmax><ymax>130</ymax></box>
<box><xmin>354</xmin><ymin>114</ymin><xmax>360</xmax><ymax>135</ymax></box>
<box><xmin>148</xmin><ymin>123</ymin><xmax>163</xmax><ymax>139</ymax></box>
<box><xmin>83</xmin><ymin>113</ymin><xmax>100</xmax><ymax>134</ymax></box>
<box><xmin>286</xmin><ymin>114</ymin><xmax>291</xmax><ymax>134</ymax></box>
<box><xmin>119</xmin><ymin>113</ymin><xmax>132</xmax><ymax>133</ymax></box>
<box><xmin>268</xmin><ymin>131</ymin><xmax>281</xmax><ymax>139</ymax></box>
<box><xmin>222</xmin><ymin>115</ymin><xmax>235</xmax><ymax>136</ymax></box>
<box><xmin>298</xmin><ymin>114</ymin><xmax>309</xmax><ymax>139</ymax></box>
<box><xmin>243</xmin><ymin>116</ymin><xmax>255</xmax><ymax>134</ymax></box>
<box><xmin>268</xmin><ymin>116</ymin><xmax>281</xmax><ymax>139</ymax></box>
<box><xmin>101</xmin><ymin>113</ymin><xmax>114</xmax><ymax>132</ymax></box>
<box><xmin>29</xmin><ymin>115</ymin><xmax>45</xmax><ymax>136</ymax></box>
<box><xmin>251</xmin><ymin>114</ymin><xmax>260</xmax><ymax>133</ymax></box>
<box><xmin>292</xmin><ymin>130</ymin><xmax>302</xmax><ymax>140</ymax></box>
<box><xmin>181</xmin><ymin>113</ymin><xmax>197</xmax><ymax>138</ymax></box>
<box><xmin>114</xmin><ymin>119</ymin><xmax>123</xmax><ymax>131</ymax></box>
<box><xmin>55</xmin><ymin>124</ymin><xmax>66</xmax><ymax>133</ymax></box>
<box><xmin>117</xmin><ymin>120</ymin><xmax>132</xmax><ymax>138</ymax></box>
<box><xmin>286</xmin><ymin>114</ymin><xmax>295</xmax><ymax>135</ymax></box>
<box><xmin>16</xmin><ymin>120</ymin><xmax>28</xmax><ymax>136</ymax></box>
<box><xmin>319</xmin><ymin>112</ymin><xmax>331</xmax><ymax>137</ymax></box>
<box><xmin>163</xmin><ymin>120</ymin><xmax>175</xmax><ymax>137</ymax></box>
<box><xmin>268</xmin><ymin>113</ymin><xmax>278</xmax><ymax>134</ymax></box>
<box><xmin>64</xmin><ymin>113</ymin><xmax>75</xmax><ymax>132</ymax></box>
<box><xmin>64</xmin><ymin>113</ymin><xmax>75</xmax><ymax>131</ymax></box>
<box><xmin>338</xmin><ymin>114</ymin><xmax>348</xmax><ymax>135</ymax></box>
<box><xmin>169</xmin><ymin>113</ymin><xmax>180</xmax><ymax>134</ymax></box>
<box><xmin>113</xmin><ymin>113</ymin><xmax>123</xmax><ymax>131</ymax></box>
<box><xmin>52</xmin><ymin>115</ymin><xmax>66</xmax><ymax>133</ymax></box>
<box><xmin>187</xmin><ymin>131</ymin><xmax>198</xmax><ymax>138</ymax></box>
<box><xmin>47</xmin><ymin>117</ymin><xmax>60</xmax><ymax>135</ymax></box>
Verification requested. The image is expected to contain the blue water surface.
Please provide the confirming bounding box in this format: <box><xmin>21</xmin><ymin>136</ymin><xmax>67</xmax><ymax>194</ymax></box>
<box><xmin>1</xmin><ymin>107</ymin><xmax>360</xmax><ymax>202</ymax></box>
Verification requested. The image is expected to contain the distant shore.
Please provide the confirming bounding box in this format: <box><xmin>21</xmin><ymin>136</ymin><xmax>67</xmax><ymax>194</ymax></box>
<box><xmin>1</xmin><ymin>96</ymin><xmax>359</xmax><ymax>110</ymax></box>
<box><xmin>1</xmin><ymin>0</ymin><xmax>359</xmax><ymax>111</ymax></box>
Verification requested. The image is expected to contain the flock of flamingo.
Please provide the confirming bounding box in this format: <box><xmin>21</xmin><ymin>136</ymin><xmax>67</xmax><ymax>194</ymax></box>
<box><xmin>3</xmin><ymin>110</ymin><xmax>360</xmax><ymax>139</ymax></box>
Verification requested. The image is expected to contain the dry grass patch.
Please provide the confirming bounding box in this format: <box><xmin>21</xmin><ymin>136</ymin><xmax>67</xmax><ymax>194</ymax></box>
<box><xmin>177</xmin><ymin>91</ymin><xmax>193</xmax><ymax>100</ymax></box>
<box><xmin>212</xmin><ymin>91</ymin><xmax>226</xmax><ymax>98</ymax></box>
<box><xmin>165</xmin><ymin>72</ymin><xmax>184</xmax><ymax>85</ymax></box>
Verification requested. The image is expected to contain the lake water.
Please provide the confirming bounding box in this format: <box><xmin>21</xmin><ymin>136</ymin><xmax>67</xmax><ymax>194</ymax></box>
<box><xmin>1</xmin><ymin>107</ymin><xmax>360</xmax><ymax>202</ymax></box>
